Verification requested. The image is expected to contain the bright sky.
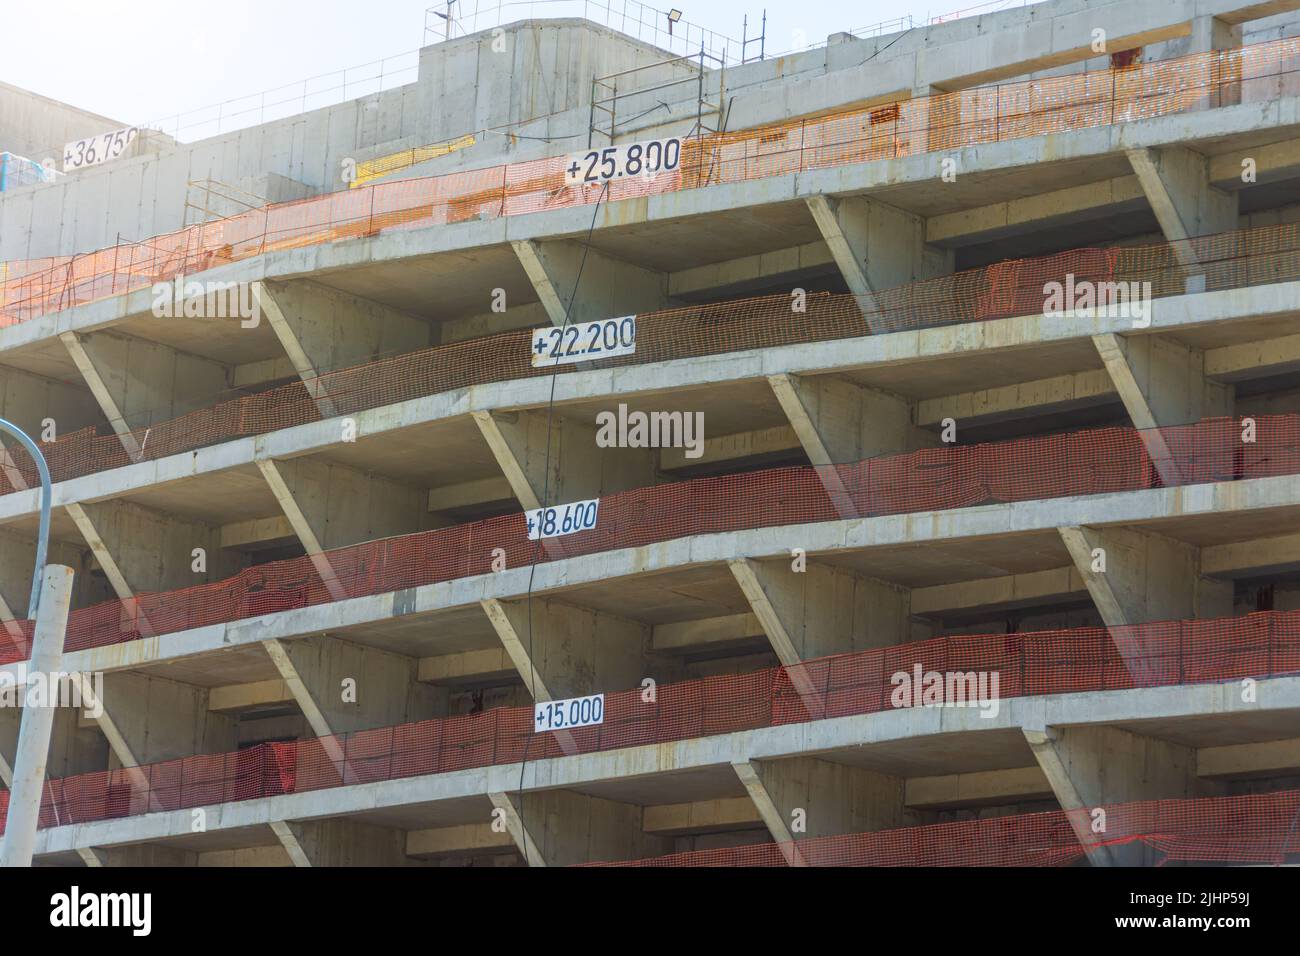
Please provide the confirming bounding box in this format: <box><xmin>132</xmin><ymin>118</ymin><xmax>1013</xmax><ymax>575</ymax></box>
<box><xmin>1</xmin><ymin>0</ymin><xmax>1027</xmax><ymax>145</ymax></box>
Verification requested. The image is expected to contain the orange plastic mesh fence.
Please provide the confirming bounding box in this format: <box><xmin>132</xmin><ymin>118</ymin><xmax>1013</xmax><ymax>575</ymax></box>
<box><xmin>11</xmin><ymin>605</ymin><xmax>1300</xmax><ymax>836</ymax></box>
<box><xmin>3</xmin><ymin>36</ymin><xmax>1298</xmax><ymax>325</ymax></box>
<box><xmin>1</xmin><ymin>218</ymin><xmax>1297</xmax><ymax>498</ymax></box>
<box><xmin>0</xmin><ymin>412</ymin><xmax>1292</xmax><ymax>662</ymax></box>
<box><xmin>584</xmin><ymin>789</ymin><xmax>1300</xmax><ymax>867</ymax></box>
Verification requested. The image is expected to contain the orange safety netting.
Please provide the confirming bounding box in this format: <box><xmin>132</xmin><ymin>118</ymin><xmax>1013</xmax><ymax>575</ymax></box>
<box><xmin>10</xmin><ymin>605</ymin><xmax>1300</xmax><ymax>836</ymax></box>
<box><xmin>585</xmin><ymin>789</ymin><xmax>1300</xmax><ymax>867</ymax></box>
<box><xmin>2</xmin><ymin>36</ymin><xmax>1297</xmax><ymax>325</ymax></box>
<box><xmin>0</xmin><ymin>412</ymin><xmax>1293</xmax><ymax>661</ymax></box>
<box><xmin>1</xmin><ymin>217</ymin><xmax>1298</xmax><ymax>498</ymax></box>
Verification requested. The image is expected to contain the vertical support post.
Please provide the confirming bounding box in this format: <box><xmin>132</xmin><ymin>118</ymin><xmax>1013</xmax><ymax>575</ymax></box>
<box><xmin>0</xmin><ymin>565</ymin><xmax>74</xmax><ymax>868</ymax></box>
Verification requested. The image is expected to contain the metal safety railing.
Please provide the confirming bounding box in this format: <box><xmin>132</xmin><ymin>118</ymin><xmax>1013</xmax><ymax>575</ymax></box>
<box><xmin>9</xmin><ymin>605</ymin><xmax>1300</xmax><ymax>837</ymax></box>
<box><xmin>3</xmin><ymin>35</ymin><xmax>1297</xmax><ymax>327</ymax></box>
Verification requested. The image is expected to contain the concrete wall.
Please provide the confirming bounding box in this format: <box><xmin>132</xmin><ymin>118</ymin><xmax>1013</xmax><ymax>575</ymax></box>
<box><xmin>0</xmin><ymin>80</ymin><xmax>129</xmax><ymax>164</ymax></box>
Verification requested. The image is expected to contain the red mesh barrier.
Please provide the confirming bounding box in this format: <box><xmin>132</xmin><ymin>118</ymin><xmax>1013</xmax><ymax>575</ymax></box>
<box><xmin>0</xmin><ymin>413</ymin><xmax>1289</xmax><ymax>660</ymax></box>
<box><xmin>3</xmin><ymin>37</ymin><xmax>1297</xmax><ymax>326</ymax></box>
<box><xmin>14</xmin><ymin>604</ymin><xmax>1300</xmax><ymax>834</ymax></box>
<box><xmin>1</xmin><ymin>217</ymin><xmax>1296</xmax><ymax>498</ymax></box>
<box><xmin>586</xmin><ymin>790</ymin><xmax>1300</xmax><ymax>867</ymax></box>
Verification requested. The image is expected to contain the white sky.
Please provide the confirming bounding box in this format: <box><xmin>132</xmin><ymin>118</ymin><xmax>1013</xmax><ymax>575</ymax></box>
<box><xmin>1</xmin><ymin>0</ymin><xmax>1028</xmax><ymax>145</ymax></box>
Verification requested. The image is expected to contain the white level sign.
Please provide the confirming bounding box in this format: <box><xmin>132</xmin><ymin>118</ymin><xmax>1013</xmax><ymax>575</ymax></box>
<box><xmin>526</xmin><ymin>497</ymin><xmax>599</xmax><ymax>540</ymax></box>
<box><xmin>563</xmin><ymin>137</ymin><xmax>682</xmax><ymax>186</ymax></box>
<box><xmin>535</xmin><ymin>693</ymin><xmax>605</xmax><ymax>733</ymax></box>
<box><xmin>530</xmin><ymin>315</ymin><xmax>635</xmax><ymax>367</ymax></box>
<box><xmin>64</xmin><ymin>127</ymin><xmax>139</xmax><ymax>171</ymax></box>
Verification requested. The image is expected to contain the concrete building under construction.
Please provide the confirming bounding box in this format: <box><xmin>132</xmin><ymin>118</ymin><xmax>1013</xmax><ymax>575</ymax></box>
<box><xmin>2</xmin><ymin>0</ymin><xmax>1300</xmax><ymax>866</ymax></box>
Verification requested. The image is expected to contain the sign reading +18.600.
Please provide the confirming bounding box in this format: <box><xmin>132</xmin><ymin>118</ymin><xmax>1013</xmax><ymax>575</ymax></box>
<box><xmin>526</xmin><ymin>498</ymin><xmax>599</xmax><ymax>541</ymax></box>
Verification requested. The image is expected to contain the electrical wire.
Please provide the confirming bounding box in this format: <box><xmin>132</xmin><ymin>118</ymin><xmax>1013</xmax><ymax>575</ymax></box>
<box><xmin>512</xmin><ymin>178</ymin><xmax>610</xmax><ymax>864</ymax></box>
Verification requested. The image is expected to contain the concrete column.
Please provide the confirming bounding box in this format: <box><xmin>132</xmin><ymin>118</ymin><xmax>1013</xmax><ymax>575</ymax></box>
<box><xmin>64</xmin><ymin>499</ymin><xmax>245</xmax><ymax>597</ymax></box>
<box><xmin>490</xmin><ymin>789</ymin><xmax>669</xmax><ymax>866</ymax></box>
<box><xmin>1092</xmin><ymin>332</ymin><xmax>1231</xmax><ymax>485</ymax></box>
<box><xmin>262</xmin><ymin>635</ymin><xmax>440</xmax><ymax>737</ymax></box>
<box><xmin>271</xmin><ymin>818</ymin><xmax>410</xmax><ymax>867</ymax></box>
<box><xmin>480</xmin><ymin>597</ymin><xmax>659</xmax><ymax>701</ymax></box>
<box><xmin>473</xmin><ymin>408</ymin><xmax>657</xmax><ymax>510</ymax></box>
<box><xmin>258</xmin><ymin>456</ymin><xmax>437</xmax><ymax>550</ymax></box>
<box><xmin>728</xmin><ymin>557</ymin><xmax>913</xmax><ymax>665</ymax></box>
<box><xmin>804</xmin><ymin>195</ymin><xmax>951</xmax><ymax>329</ymax></box>
<box><xmin>1059</xmin><ymin>525</ymin><xmax>1232</xmax><ymax>678</ymax></box>
<box><xmin>252</xmin><ymin>279</ymin><xmax>436</xmax><ymax>418</ymax></box>
<box><xmin>733</xmin><ymin>756</ymin><xmax>911</xmax><ymax>866</ymax></box>
<box><xmin>1024</xmin><ymin>724</ymin><xmax>1211</xmax><ymax>866</ymax></box>
<box><xmin>1126</xmin><ymin>146</ymin><xmax>1239</xmax><ymax>273</ymax></box>
<box><xmin>63</xmin><ymin>329</ymin><xmax>230</xmax><ymax>432</ymax></box>
<box><xmin>511</xmin><ymin>239</ymin><xmax>671</xmax><ymax>326</ymax></box>
<box><xmin>768</xmin><ymin>372</ymin><xmax>935</xmax><ymax>518</ymax></box>
<box><xmin>0</xmin><ymin>564</ymin><xmax>73</xmax><ymax>868</ymax></box>
<box><xmin>95</xmin><ymin>672</ymin><xmax>237</xmax><ymax>766</ymax></box>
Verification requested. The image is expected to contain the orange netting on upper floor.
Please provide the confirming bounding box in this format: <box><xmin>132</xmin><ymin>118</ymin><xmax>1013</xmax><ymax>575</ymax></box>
<box><xmin>0</xmin><ymin>217</ymin><xmax>1297</xmax><ymax>498</ymax></box>
<box><xmin>8</xmin><ymin>605</ymin><xmax>1300</xmax><ymax>842</ymax></box>
<box><xmin>1</xmin><ymin>36</ymin><xmax>1297</xmax><ymax>325</ymax></box>
<box><xmin>0</xmin><ymin>412</ymin><xmax>1295</xmax><ymax>665</ymax></box>
<box><xmin>585</xmin><ymin>789</ymin><xmax>1300</xmax><ymax>866</ymax></box>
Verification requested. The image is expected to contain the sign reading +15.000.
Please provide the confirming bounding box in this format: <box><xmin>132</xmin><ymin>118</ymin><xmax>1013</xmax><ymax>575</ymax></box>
<box><xmin>535</xmin><ymin>693</ymin><xmax>605</xmax><ymax>733</ymax></box>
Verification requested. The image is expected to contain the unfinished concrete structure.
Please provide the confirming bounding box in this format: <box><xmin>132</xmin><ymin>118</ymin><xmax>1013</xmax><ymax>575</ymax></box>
<box><xmin>2</xmin><ymin>0</ymin><xmax>1300</xmax><ymax>866</ymax></box>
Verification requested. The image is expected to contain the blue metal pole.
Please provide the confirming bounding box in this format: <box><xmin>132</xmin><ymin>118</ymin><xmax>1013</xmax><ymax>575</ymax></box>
<box><xmin>0</xmin><ymin>419</ymin><xmax>51</xmax><ymax>618</ymax></box>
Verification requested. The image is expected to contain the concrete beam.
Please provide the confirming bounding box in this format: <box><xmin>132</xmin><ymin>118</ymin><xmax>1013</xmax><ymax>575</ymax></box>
<box><xmin>667</xmin><ymin>241</ymin><xmax>834</xmax><ymax>298</ymax></box>
<box><xmin>1209</xmin><ymin>136</ymin><xmax>1300</xmax><ymax>189</ymax></box>
<box><xmin>926</xmin><ymin>176</ymin><xmax>1146</xmax><ymax>246</ymax></box>
<box><xmin>651</xmin><ymin>612</ymin><xmax>764</xmax><ymax>653</ymax></box>
<box><xmin>417</xmin><ymin>647</ymin><xmax>517</xmax><ymax>685</ymax></box>
<box><xmin>1198</xmin><ymin>737</ymin><xmax>1300</xmax><ymax>778</ymax></box>
<box><xmin>426</xmin><ymin>476</ymin><xmax>514</xmax><ymax>513</ymax></box>
<box><xmin>255</xmin><ymin>459</ymin><xmax>348</xmax><ymax>601</ymax></box>
<box><xmin>208</xmin><ymin>679</ymin><xmax>293</xmax><ymax>713</ymax></box>
<box><xmin>642</xmin><ymin>797</ymin><xmax>762</xmax><ymax>835</ymax></box>
<box><xmin>511</xmin><ymin>238</ymin><xmax>670</xmax><ymax>326</ymax></box>
<box><xmin>904</xmin><ymin>766</ymin><xmax>1053</xmax><ymax>809</ymax></box>
<box><xmin>916</xmin><ymin>369</ymin><xmax>1117</xmax><ymax>428</ymax></box>
<box><xmin>910</xmin><ymin>566</ymin><xmax>1088</xmax><ymax>618</ymax></box>
<box><xmin>659</xmin><ymin>425</ymin><xmax>799</xmax><ymax>471</ymax></box>
<box><xmin>405</xmin><ymin>822</ymin><xmax>515</xmax><ymax>858</ymax></box>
